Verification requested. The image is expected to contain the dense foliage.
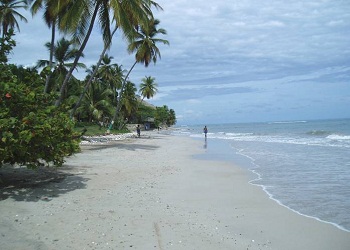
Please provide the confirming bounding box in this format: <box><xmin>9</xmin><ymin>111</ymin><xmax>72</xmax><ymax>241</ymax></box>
<box><xmin>0</xmin><ymin>64</ymin><xmax>80</xmax><ymax>168</ymax></box>
<box><xmin>133</xmin><ymin>103</ymin><xmax>176</xmax><ymax>128</ymax></box>
<box><xmin>0</xmin><ymin>1</ymin><xmax>176</xmax><ymax>169</ymax></box>
<box><xmin>154</xmin><ymin>105</ymin><xmax>176</xmax><ymax>127</ymax></box>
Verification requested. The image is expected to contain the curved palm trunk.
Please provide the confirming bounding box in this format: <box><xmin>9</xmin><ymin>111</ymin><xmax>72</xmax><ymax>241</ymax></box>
<box><xmin>108</xmin><ymin>60</ymin><xmax>137</xmax><ymax>130</ymax></box>
<box><xmin>44</xmin><ymin>22</ymin><xmax>56</xmax><ymax>94</ymax></box>
<box><xmin>55</xmin><ymin>4</ymin><xmax>100</xmax><ymax>107</ymax></box>
<box><xmin>70</xmin><ymin>26</ymin><xmax>118</xmax><ymax>119</ymax></box>
<box><xmin>135</xmin><ymin>96</ymin><xmax>145</xmax><ymax>116</ymax></box>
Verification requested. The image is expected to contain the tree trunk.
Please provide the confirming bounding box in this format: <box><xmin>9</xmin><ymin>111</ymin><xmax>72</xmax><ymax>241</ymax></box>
<box><xmin>55</xmin><ymin>4</ymin><xmax>100</xmax><ymax>106</ymax></box>
<box><xmin>44</xmin><ymin>22</ymin><xmax>56</xmax><ymax>94</ymax></box>
<box><xmin>108</xmin><ymin>61</ymin><xmax>137</xmax><ymax>130</ymax></box>
<box><xmin>70</xmin><ymin>26</ymin><xmax>118</xmax><ymax>119</ymax></box>
<box><xmin>136</xmin><ymin>96</ymin><xmax>145</xmax><ymax>115</ymax></box>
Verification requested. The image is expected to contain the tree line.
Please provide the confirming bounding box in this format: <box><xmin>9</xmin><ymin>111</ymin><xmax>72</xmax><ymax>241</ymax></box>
<box><xmin>0</xmin><ymin>0</ymin><xmax>176</xmax><ymax>168</ymax></box>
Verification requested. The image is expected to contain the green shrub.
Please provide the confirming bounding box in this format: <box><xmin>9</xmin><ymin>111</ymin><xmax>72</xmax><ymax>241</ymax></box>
<box><xmin>0</xmin><ymin>64</ymin><xmax>80</xmax><ymax>169</ymax></box>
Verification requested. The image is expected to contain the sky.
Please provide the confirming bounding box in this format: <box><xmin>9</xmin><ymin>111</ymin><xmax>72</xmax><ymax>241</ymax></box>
<box><xmin>10</xmin><ymin>0</ymin><xmax>350</xmax><ymax>125</ymax></box>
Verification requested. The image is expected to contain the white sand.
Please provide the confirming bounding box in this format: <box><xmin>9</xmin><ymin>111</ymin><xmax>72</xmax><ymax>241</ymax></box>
<box><xmin>1</xmin><ymin>133</ymin><xmax>349</xmax><ymax>250</ymax></box>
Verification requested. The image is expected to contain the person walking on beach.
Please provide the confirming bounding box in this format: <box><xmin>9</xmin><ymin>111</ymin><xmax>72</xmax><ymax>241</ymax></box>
<box><xmin>203</xmin><ymin>125</ymin><xmax>208</xmax><ymax>137</ymax></box>
<box><xmin>136</xmin><ymin>125</ymin><xmax>141</xmax><ymax>138</ymax></box>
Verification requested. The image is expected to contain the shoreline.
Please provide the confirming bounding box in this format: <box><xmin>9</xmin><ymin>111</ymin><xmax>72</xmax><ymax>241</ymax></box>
<box><xmin>249</xmin><ymin>174</ymin><xmax>350</xmax><ymax>233</ymax></box>
<box><xmin>1</xmin><ymin>132</ymin><xmax>349</xmax><ymax>249</ymax></box>
<box><xmin>193</xmin><ymin>136</ymin><xmax>350</xmax><ymax>233</ymax></box>
<box><xmin>248</xmin><ymin>173</ymin><xmax>350</xmax><ymax>234</ymax></box>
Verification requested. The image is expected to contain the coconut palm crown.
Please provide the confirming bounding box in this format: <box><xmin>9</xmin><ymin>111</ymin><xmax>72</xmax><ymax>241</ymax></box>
<box><xmin>139</xmin><ymin>75</ymin><xmax>157</xmax><ymax>100</ymax></box>
<box><xmin>0</xmin><ymin>0</ymin><xmax>28</xmax><ymax>38</ymax></box>
<box><xmin>128</xmin><ymin>18</ymin><xmax>169</xmax><ymax>67</ymax></box>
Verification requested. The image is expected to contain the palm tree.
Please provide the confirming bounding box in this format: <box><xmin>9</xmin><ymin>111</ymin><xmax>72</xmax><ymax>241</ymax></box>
<box><xmin>120</xmin><ymin>81</ymin><xmax>137</xmax><ymax>120</ymax></box>
<box><xmin>36</xmin><ymin>37</ymin><xmax>86</xmax><ymax>94</ymax></box>
<box><xmin>137</xmin><ymin>75</ymin><xmax>157</xmax><ymax>113</ymax></box>
<box><xmin>110</xmin><ymin>17</ymin><xmax>168</xmax><ymax>128</ymax></box>
<box><xmin>55</xmin><ymin>0</ymin><xmax>100</xmax><ymax>106</ymax></box>
<box><xmin>98</xmin><ymin>54</ymin><xmax>119</xmax><ymax>90</ymax></box>
<box><xmin>168</xmin><ymin>108</ymin><xmax>176</xmax><ymax>125</ymax></box>
<box><xmin>69</xmin><ymin>25</ymin><xmax>121</xmax><ymax>119</ymax></box>
<box><xmin>30</xmin><ymin>0</ymin><xmax>67</xmax><ymax>93</ymax></box>
<box><xmin>0</xmin><ymin>0</ymin><xmax>28</xmax><ymax>38</ymax></box>
<box><xmin>77</xmin><ymin>79</ymin><xmax>113</xmax><ymax>122</ymax></box>
<box><xmin>70</xmin><ymin>0</ymin><xmax>162</xmax><ymax>118</ymax></box>
<box><xmin>155</xmin><ymin>104</ymin><xmax>170</xmax><ymax>126</ymax></box>
<box><xmin>128</xmin><ymin>18</ymin><xmax>169</xmax><ymax>67</ymax></box>
<box><xmin>139</xmin><ymin>75</ymin><xmax>158</xmax><ymax>101</ymax></box>
<box><xmin>56</xmin><ymin>0</ymin><xmax>155</xmax><ymax>107</ymax></box>
<box><xmin>98</xmin><ymin>57</ymin><xmax>126</xmax><ymax>105</ymax></box>
<box><xmin>109</xmin><ymin>63</ymin><xmax>126</xmax><ymax>102</ymax></box>
<box><xmin>0</xmin><ymin>27</ymin><xmax>15</xmax><ymax>63</ymax></box>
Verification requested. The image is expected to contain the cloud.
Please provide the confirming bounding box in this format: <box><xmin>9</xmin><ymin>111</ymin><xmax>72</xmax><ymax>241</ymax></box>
<box><xmin>8</xmin><ymin>0</ymin><xmax>350</xmax><ymax>124</ymax></box>
<box><xmin>158</xmin><ymin>85</ymin><xmax>257</xmax><ymax>102</ymax></box>
<box><xmin>186</xmin><ymin>99</ymin><xmax>202</xmax><ymax>104</ymax></box>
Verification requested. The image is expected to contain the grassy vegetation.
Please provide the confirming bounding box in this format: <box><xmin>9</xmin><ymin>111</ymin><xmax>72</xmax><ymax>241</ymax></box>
<box><xmin>74</xmin><ymin>123</ymin><xmax>130</xmax><ymax>136</ymax></box>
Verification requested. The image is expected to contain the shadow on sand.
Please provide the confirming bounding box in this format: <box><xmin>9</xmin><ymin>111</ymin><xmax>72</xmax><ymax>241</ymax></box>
<box><xmin>0</xmin><ymin>166</ymin><xmax>89</xmax><ymax>202</ymax></box>
<box><xmin>81</xmin><ymin>141</ymin><xmax>160</xmax><ymax>152</ymax></box>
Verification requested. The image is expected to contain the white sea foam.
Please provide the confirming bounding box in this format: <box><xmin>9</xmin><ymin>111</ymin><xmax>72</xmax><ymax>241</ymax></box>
<box><xmin>270</xmin><ymin>120</ymin><xmax>307</xmax><ymax>124</ymax></box>
<box><xmin>232</xmin><ymin>144</ymin><xmax>350</xmax><ymax>233</ymax></box>
<box><xmin>327</xmin><ymin>134</ymin><xmax>350</xmax><ymax>140</ymax></box>
<box><xmin>189</xmin><ymin>130</ymin><xmax>350</xmax><ymax>148</ymax></box>
<box><xmin>182</xmin><ymin>119</ymin><xmax>350</xmax><ymax>232</ymax></box>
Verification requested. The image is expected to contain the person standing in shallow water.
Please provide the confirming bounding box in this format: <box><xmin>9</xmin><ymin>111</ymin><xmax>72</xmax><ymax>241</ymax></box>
<box><xmin>203</xmin><ymin>125</ymin><xmax>208</xmax><ymax>137</ymax></box>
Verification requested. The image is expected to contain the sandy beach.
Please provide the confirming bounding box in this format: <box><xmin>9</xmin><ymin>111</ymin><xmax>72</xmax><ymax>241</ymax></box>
<box><xmin>1</xmin><ymin>132</ymin><xmax>349</xmax><ymax>250</ymax></box>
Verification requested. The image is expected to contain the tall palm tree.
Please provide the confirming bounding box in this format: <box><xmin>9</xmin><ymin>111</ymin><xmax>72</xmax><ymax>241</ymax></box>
<box><xmin>137</xmin><ymin>75</ymin><xmax>157</xmax><ymax>113</ymax></box>
<box><xmin>110</xmin><ymin>17</ymin><xmax>168</xmax><ymax>127</ymax></box>
<box><xmin>70</xmin><ymin>0</ymin><xmax>163</xmax><ymax>116</ymax></box>
<box><xmin>30</xmin><ymin>0</ymin><xmax>68</xmax><ymax>93</ymax></box>
<box><xmin>55</xmin><ymin>0</ymin><xmax>99</xmax><ymax>106</ymax></box>
<box><xmin>56</xmin><ymin>0</ymin><xmax>155</xmax><ymax>107</ymax></box>
<box><xmin>139</xmin><ymin>75</ymin><xmax>158</xmax><ymax>101</ymax></box>
<box><xmin>128</xmin><ymin>18</ymin><xmax>169</xmax><ymax>67</ymax></box>
<box><xmin>36</xmin><ymin>37</ymin><xmax>86</xmax><ymax>93</ymax></box>
<box><xmin>0</xmin><ymin>0</ymin><xmax>28</xmax><ymax>38</ymax></box>
<box><xmin>69</xmin><ymin>25</ymin><xmax>119</xmax><ymax>119</ymax></box>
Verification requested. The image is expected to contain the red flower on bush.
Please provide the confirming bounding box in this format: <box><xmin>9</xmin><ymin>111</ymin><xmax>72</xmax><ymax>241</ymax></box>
<box><xmin>5</xmin><ymin>93</ymin><xmax>11</xmax><ymax>98</ymax></box>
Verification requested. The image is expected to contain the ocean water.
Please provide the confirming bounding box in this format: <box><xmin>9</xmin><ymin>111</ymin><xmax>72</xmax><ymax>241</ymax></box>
<box><xmin>172</xmin><ymin>119</ymin><xmax>350</xmax><ymax>232</ymax></box>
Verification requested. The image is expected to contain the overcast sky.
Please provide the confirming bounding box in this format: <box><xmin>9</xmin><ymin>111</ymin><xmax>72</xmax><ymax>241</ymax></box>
<box><xmin>10</xmin><ymin>0</ymin><xmax>350</xmax><ymax>125</ymax></box>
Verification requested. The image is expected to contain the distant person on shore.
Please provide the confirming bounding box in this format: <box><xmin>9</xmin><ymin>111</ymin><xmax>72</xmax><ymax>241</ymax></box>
<box><xmin>136</xmin><ymin>125</ymin><xmax>141</xmax><ymax>138</ymax></box>
<box><xmin>203</xmin><ymin>125</ymin><xmax>208</xmax><ymax>137</ymax></box>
